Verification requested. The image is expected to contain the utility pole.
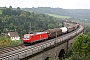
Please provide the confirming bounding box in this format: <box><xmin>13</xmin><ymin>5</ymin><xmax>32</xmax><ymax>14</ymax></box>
<box><xmin>30</xmin><ymin>22</ymin><xmax>31</xmax><ymax>33</ymax></box>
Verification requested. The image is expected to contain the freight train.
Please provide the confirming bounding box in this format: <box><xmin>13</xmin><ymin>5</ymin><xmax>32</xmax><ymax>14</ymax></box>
<box><xmin>23</xmin><ymin>22</ymin><xmax>79</xmax><ymax>45</ymax></box>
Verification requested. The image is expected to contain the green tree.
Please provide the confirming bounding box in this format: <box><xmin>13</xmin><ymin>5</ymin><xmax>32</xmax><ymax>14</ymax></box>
<box><xmin>17</xmin><ymin>7</ymin><xmax>20</xmax><ymax>10</ymax></box>
<box><xmin>71</xmin><ymin>33</ymin><xmax>90</xmax><ymax>59</ymax></box>
<box><xmin>48</xmin><ymin>23</ymin><xmax>55</xmax><ymax>29</ymax></box>
<box><xmin>9</xmin><ymin>6</ymin><xmax>12</xmax><ymax>9</ymax></box>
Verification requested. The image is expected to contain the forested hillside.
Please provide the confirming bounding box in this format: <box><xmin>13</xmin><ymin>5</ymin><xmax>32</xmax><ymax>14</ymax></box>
<box><xmin>22</xmin><ymin>7</ymin><xmax>69</xmax><ymax>16</ymax></box>
<box><xmin>22</xmin><ymin>7</ymin><xmax>90</xmax><ymax>20</ymax></box>
<box><xmin>0</xmin><ymin>7</ymin><xmax>62</xmax><ymax>37</ymax></box>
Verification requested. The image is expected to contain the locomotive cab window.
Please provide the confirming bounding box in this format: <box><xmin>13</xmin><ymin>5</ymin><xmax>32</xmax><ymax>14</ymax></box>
<box><xmin>24</xmin><ymin>35</ymin><xmax>30</xmax><ymax>38</ymax></box>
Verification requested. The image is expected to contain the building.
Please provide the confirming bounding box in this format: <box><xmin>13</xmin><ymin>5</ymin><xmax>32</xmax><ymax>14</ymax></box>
<box><xmin>8</xmin><ymin>32</ymin><xmax>20</xmax><ymax>40</ymax></box>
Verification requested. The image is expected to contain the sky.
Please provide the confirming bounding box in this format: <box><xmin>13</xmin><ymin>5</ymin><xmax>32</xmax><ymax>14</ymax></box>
<box><xmin>0</xmin><ymin>0</ymin><xmax>90</xmax><ymax>9</ymax></box>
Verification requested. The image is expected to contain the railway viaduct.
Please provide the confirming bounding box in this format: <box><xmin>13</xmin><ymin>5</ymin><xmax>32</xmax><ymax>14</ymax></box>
<box><xmin>0</xmin><ymin>24</ymin><xmax>84</xmax><ymax>60</ymax></box>
<box><xmin>22</xmin><ymin>25</ymin><xmax>84</xmax><ymax>60</ymax></box>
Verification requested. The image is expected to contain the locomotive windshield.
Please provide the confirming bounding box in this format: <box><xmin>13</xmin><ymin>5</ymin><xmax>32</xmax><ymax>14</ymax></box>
<box><xmin>24</xmin><ymin>35</ymin><xmax>30</xmax><ymax>38</ymax></box>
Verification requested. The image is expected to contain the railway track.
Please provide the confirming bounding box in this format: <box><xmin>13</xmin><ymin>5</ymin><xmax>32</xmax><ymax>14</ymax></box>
<box><xmin>0</xmin><ymin>25</ymin><xmax>84</xmax><ymax>60</ymax></box>
<box><xmin>0</xmin><ymin>45</ymin><xmax>26</xmax><ymax>56</ymax></box>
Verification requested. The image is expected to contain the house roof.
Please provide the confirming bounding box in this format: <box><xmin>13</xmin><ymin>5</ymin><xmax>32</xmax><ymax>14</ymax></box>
<box><xmin>8</xmin><ymin>32</ymin><xmax>19</xmax><ymax>37</ymax></box>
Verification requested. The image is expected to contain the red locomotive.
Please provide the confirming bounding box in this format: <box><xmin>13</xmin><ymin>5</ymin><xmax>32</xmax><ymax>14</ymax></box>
<box><xmin>23</xmin><ymin>32</ymin><xmax>48</xmax><ymax>44</ymax></box>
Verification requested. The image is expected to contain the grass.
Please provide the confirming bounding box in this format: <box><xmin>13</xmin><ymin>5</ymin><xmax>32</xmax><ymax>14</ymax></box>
<box><xmin>0</xmin><ymin>39</ymin><xmax>23</xmax><ymax>49</ymax></box>
<box><xmin>47</xmin><ymin>14</ymin><xmax>70</xmax><ymax>19</ymax></box>
<box><xmin>10</xmin><ymin>40</ymin><xmax>23</xmax><ymax>46</ymax></box>
<box><xmin>0</xmin><ymin>10</ymin><xmax>2</xmax><ymax>14</ymax></box>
